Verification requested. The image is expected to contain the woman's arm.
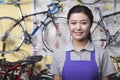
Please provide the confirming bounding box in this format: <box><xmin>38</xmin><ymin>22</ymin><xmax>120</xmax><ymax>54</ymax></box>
<box><xmin>102</xmin><ymin>76</ymin><xmax>109</xmax><ymax>80</ymax></box>
<box><xmin>53</xmin><ymin>75</ymin><xmax>61</xmax><ymax>80</ymax></box>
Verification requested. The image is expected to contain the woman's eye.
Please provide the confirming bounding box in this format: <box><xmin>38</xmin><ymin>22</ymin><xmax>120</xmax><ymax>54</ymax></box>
<box><xmin>71</xmin><ymin>22</ymin><xmax>76</xmax><ymax>25</ymax></box>
<box><xmin>81</xmin><ymin>22</ymin><xmax>87</xmax><ymax>25</ymax></box>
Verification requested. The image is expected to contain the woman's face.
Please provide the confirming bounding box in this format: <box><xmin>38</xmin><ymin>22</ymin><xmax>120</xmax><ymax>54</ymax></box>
<box><xmin>68</xmin><ymin>12</ymin><xmax>91</xmax><ymax>41</ymax></box>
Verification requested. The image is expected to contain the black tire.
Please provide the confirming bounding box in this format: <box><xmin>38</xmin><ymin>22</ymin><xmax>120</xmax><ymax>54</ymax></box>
<box><xmin>30</xmin><ymin>74</ymin><xmax>53</xmax><ymax>80</ymax></box>
<box><xmin>0</xmin><ymin>17</ymin><xmax>25</xmax><ymax>54</ymax></box>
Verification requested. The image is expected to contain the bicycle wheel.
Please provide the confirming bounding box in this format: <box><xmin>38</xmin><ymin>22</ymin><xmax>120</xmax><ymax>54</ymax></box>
<box><xmin>0</xmin><ymin>17</ymin><xmax>24</xmax><ymax>54</ymax></box>
<box><xmin>77</xmin><ymin>0</ymin><xmax>101</xmax><ymax>5</ymax></box>
<box><xmin>29</xmin><ymin>73</ymin><xmax>53</xmax><ymax>80</ymax></box>
<box><xmin>42</xmin><ymin>17</ymin><xmax>70</xmax><ymax>53</ymax></box>
<box><xmin>91</xmin><ymin>21</ymin><xmax>107</xmax><ymax>48</ymax></box>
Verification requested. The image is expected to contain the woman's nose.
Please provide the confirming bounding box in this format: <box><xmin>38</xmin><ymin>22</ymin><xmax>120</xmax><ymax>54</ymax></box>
<box><xmin>76</xmin><ymin>23</ymin><xmax>81</xmax><ymax>29</ymax></box>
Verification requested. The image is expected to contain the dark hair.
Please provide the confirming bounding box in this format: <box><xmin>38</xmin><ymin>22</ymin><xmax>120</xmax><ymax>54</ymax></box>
<box><xmin>67</xmin><ymin>5</ymin><xmax>94</xmax><ymax>42</ymax></box>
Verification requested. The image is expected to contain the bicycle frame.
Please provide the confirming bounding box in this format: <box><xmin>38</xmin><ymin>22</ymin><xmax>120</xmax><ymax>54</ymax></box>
<box><xmin>14</xmin><ymin>1</ymin><xmax>60</xmax><ymax>44</ymax></box>
<box><xmin>94</xmin><ymin>7</ymin><xmax>120</xmax><ymax>47</ymax></box>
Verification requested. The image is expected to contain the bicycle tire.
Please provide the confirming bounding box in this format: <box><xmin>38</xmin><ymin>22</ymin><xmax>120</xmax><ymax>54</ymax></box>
<box><xmin>77</xmin><ymin>0</ymin><xmax>101</xmax><ymax>5</ymax></box>
<box><xmin>0</xmin><ymin>17</ymin><xmax>25</xmax><ymax>54</ymax></box>
<box><xmin>91</xmin><ymin>21</ymin><xmax>107</xmax><ymax>48</ymax></box>
<box><xmin>30</xmin><ymin>74</ymin><xmax>53</xmax><ymax>80</ymax></box>
<box><xmin>42</xmin><ymin>17</ymin><xmax>70</xmax><ymax>53</ymax></box>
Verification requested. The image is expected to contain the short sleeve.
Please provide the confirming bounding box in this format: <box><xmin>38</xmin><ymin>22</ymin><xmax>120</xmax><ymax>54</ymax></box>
<box><xmin>101</xmin><ymin>50</ymin><xmax>117</xmax><ymax>77</ymax></box>
<box><xmin>50</xmin><ymin>54</ymin><xmax>60</xmax><ymax>75</ymax></box>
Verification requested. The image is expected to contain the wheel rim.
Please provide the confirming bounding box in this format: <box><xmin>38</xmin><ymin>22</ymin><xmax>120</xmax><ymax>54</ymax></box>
<box><xmin>0</xmin><ymin>17</ymin><xmax>24</xmax><ymax>54</ymax></box>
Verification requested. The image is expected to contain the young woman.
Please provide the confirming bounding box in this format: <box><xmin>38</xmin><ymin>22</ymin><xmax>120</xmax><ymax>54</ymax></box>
<box><xmin>50</xmin><ymin>5</ymin><xmax>116</xmax><ymax>80</ymax></box>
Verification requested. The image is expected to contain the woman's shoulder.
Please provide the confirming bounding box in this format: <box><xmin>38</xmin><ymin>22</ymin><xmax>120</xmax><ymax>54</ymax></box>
<box><xmin>95</xmin><ymin>45</ymin><xmax>105</xmax><ymax>53</ymax></box>
<box><xmin>94</xmin><ymin>44</ymin><xmax>109</xmax><ymax>58</ymax></box>
<box><xmin>89</xmin><ymin>42</ymin><xmax>106</xmax><ymax>55</ymax></box>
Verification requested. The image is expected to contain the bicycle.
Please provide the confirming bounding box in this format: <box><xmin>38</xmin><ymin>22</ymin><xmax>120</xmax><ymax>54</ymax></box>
<box><xmin>0</xmin><ymin>55</ymin><xmax>53</xmax><ymax>80</ymax></box>
<box><xmin>0</xmin><ymin>0</ymin><xmax>68</xmax><ymax>55</ymax></box>
<box><xmin>0</xmin><ymin>55</ymin><xmax>42</xmax><ymax>80</ymax></box>
<box><xmin>30</xmin><ymin>48</ymin><xmax>54</xmax><ymax>80</ymax></box>
<box><xmin>90</xmin><ymin>6</ymin><xmax>120</xmax><ymax>48</ymax></box>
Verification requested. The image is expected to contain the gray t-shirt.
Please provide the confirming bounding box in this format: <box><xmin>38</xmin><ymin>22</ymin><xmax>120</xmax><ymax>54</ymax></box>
<box><xmin>50</xmin><ymin>41</ymin><xmax>116</xmax><ymax>78</ymax></box>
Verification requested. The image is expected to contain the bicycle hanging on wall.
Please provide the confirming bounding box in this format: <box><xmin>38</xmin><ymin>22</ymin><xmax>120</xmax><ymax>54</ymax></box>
<box><xmin>92</xmin><ymin>7</ymin><xmax>120</xmax><ymax>48</ymax></box>
<box><xmin>0</xmin><ymin>0</ymin><xmax>69</xmax><ymax>55</ymax></box>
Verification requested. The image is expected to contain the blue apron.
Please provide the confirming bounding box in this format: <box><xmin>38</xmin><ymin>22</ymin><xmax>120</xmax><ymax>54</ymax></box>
<box><xmin>62</xmin><ymin>50</ymin><xmax>99</xmax><ymax>80</ymax></box>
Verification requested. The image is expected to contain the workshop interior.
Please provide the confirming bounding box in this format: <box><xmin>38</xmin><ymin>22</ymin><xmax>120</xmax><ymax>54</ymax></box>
<box><xmin>0</xmin><ymin>0</ymin><xmax>120</xmax><ymax>80</ymax></box>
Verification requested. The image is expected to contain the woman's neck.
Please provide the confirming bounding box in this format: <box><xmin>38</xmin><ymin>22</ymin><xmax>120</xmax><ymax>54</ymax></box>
<box><xmin>72</xmin><ymin>39</ymin><xmax>88</xmax><ymax>51</ymax></box>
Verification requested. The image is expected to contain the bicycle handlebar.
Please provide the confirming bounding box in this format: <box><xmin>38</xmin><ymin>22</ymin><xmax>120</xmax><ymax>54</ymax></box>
<box><xmin>47</xmin><ymin>2</ymin><xmax>63</xmax><ymax>14</ymax></box>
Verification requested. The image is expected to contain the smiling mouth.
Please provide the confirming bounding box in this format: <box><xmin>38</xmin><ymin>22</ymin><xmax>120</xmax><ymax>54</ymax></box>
<box><xmin>75</xmin><ymin>32</ymin><xmax>83</xmax><ymax>36</ymax></box>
